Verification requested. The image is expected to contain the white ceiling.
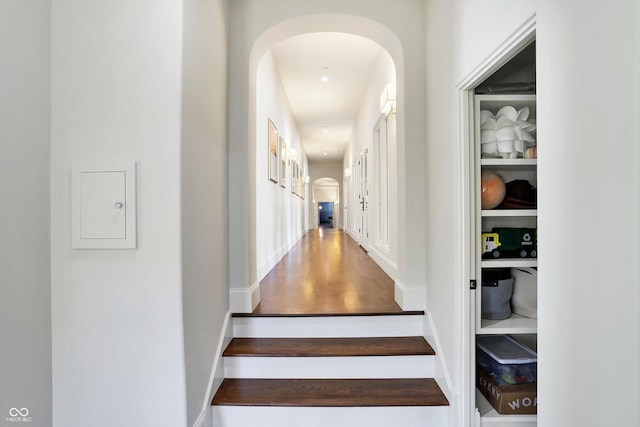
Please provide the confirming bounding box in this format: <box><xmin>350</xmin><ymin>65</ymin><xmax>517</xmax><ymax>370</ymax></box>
<box><xmin>271</xmin><ymin>32</ymin><xmax>383</xmax><ymax>162</ymax></box>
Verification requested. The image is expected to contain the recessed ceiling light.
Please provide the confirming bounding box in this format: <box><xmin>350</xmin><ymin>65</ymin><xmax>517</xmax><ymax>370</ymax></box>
<box><xmin>323</xmin><ymin>152</ymin><xmax>328</xmax><ymax>156</ymax></box>
<box><xmin>323</xmin><ymin>126</ymin><xmax>328</xmax><ymax>133</ymax></box>
<box><xmin>321</xmin><ymin>66</ymin><xmax>329</xmax><ymax>83</ymax></box>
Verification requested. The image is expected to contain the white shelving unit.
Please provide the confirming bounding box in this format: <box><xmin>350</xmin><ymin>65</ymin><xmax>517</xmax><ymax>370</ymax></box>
<box><xmin>481</xmin><ymin>259</ymin><xmax>538</xmax><ymax>269</ymax></box>
<box><xmin>481</xmin><ymin>159</ymin><xmax>537</xmax><ymax>167</ymax></box>
<box><xmin>473</xmin><ymin>93</ymin><xmax>537</xmax><ymax>336</ymax></box>
<box><xmin>481</xmin><ymin>209</ymin><xmax>537</xmax><ymax>217</ymax></box>
<box><xmin>472</xmin><ymin>94</ymin><xmax>538</xmax><ymax>426</ymax></box>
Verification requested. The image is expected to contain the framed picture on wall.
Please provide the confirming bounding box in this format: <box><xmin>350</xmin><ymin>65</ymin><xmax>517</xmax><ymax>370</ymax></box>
<box><xmin>279</xmin><ymin>137</ymin><xmax>287</xmax><ymax>188</ymax></box>
<box><xmin>268</xmin><ymin>119</ymin><xmax>278</xmax><ymax>183</ymax></box>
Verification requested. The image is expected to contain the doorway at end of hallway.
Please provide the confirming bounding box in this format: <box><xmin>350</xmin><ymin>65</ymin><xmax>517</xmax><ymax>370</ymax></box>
<box><xmin>318</xmin><ymin>202</ymin><xmax>334</xmax><ymax>229</ymax></box>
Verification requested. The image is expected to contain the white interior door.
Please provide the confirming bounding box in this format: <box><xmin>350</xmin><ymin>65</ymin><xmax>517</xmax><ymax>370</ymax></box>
<box><xmin>343</xmin><ymin>177</ymin><xmax>349</xmax><ymax>232</ymax></box>
<box><xmin>359</xmin><ymin>148</ymin><xmax>369</xmax><ymax>242</ymax></box>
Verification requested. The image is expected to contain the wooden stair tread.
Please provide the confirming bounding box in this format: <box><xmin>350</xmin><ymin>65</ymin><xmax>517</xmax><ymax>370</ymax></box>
<box><xmin>212</xmin><ymin>378</ymin><xmax>449</xmax><ymax>407</ymax></box>
<box><xmin>232</xmin><ymin>311</ymin><xmax>425</xmax><ymax>317</ymax></box>
<box><xmin>223</xmin><ymin>336</ymin><xmax>435</xmax><ymax>357</ymax></box>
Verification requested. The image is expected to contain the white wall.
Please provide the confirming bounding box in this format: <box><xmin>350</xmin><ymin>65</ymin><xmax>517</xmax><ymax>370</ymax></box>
<box><xmin>0</xmin><ymin>1</ymin><xmax>52</xmax><ymax>425</ymax></box>
<box><xmin>423</xmin><ymin>4</ymin><xmax>472</xmax><ymax>418</ymax></box>
<box><xmin>313</xmin><ymin>185</ymin><xmax>339</xmax><ymax>204</ymax></box>
<box><xmin>255</xmin><ymin>51</ymin><xmax>307</xmax><ymax>281</ymax></box>
<box><xmin>423</xmin><ymin>2</ymin><xmax>537</xmax><ymax>421</ymax></box>
<box><xmin>181</xmin><ymin>0</ymin><xmax>229</xmax><ymax>425</ymax></box>
<box><xmin>536</xmin><ymin>2</ymin><xmax>639</xmax><ymax>425</ymax></box>
<box><xmin>343</xmin><ymin>48</ymin><xmax>397</xmax><ymax>278</ymax></box>
<box><xmin>423</xmin><ymin>1</ymin><xmax>639</xmax><ymax>426</ymax></box>
<box><xmin>50</xmin><ymin>2</ymin><xmax>188</xmax><ymax>426</ymax></box>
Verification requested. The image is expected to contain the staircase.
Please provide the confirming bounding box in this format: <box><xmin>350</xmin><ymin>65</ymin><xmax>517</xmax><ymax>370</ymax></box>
<box><xmin>211</xmin><ymin>312</ymin><xmax>450</xmax><ymax>427</ymax></box>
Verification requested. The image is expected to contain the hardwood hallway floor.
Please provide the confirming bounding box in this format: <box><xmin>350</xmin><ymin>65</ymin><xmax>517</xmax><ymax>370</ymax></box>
<box><xmin>253</xmin><ymin>229</ymin><xmax>404</xmax><ymax>314</ymax></box>
<box><xmin>215</xmin><ymin>229</ymin><xmax>448</xmax><ymax>422</ymax></box>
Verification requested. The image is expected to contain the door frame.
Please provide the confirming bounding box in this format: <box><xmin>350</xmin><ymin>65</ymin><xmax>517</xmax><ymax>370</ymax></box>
<box><xmin>456</xmin><ymin>16</ymin><xmax>536</xmax><ymax>427</ymax></box>
<box><xmin>317</xmin><ymin>201</ymin><xmax>335</xmax><ymax>228</ymax></box>
<box><xmin>312</xmin><ymin>178</ymin><xmax>340</xmax><ymax>229</ymax></box>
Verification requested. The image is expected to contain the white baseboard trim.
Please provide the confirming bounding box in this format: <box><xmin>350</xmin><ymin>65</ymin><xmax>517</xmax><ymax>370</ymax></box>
<box><xmin>394</xmin><ymin>280</ymin><xmax>426</xmax><ymax>311</ymax></box>
<box><xmin>196</xmin><ymin>311</ymin><xmax>233</xmax><ymax>427</ymax></box>
<box><xmin>257</xmin><ymin>230</ymin><xmax>307</xmax><ymax>281</ymax></box>
<box><xmin>368</xmin><ymin>247</ymin><xmax>398</xmax><ymax>280</ymax></box>
<box><xmin>192</xmin><ymin>409</ymin><xmax>206</xmax><ymax>427</ymax></box>
<box><xmin>423</xmin><ymin>311</ymin><xmax>455</xmax><ymax>406</ymax></box>
<box><xmin>258</xmin><ymin>244</ymin><xmax>288</xmax><ymax>281</ymax></box>
<box><xmin>346</xmin><ymin>228</ymin><xmax>360</xmax><ymax>243</ymax></box>
<box><xmin>229</xmin><ymin>281</ymin><xmax>260</xmax><ymax>313</ymax></box>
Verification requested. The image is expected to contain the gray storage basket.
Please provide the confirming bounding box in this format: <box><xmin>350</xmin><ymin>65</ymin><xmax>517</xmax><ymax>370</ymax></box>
<box><xmin>482</xmin><ymin>269</ymin><xmax>514</xmax><ymax>320</ymax></box>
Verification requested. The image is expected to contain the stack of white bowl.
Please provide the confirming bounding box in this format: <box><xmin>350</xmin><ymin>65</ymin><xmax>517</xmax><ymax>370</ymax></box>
<box><xmin>480</xmin><ymin>106</ymin><xmax>536</xmax><ymax>159</ymax></box>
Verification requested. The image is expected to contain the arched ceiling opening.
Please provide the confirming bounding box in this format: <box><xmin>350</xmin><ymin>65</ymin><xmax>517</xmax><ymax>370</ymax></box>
<box><xmin>313</xmin><ymin>177</ymin><xmax>339</xmax><ymax>186</ymax></box>
<box><xmin>312</xmin><ymin>177</ymin><xmax>340</xmax><ymax>204</ymax></box>
<box><xmin>271</xmin><ymin>33</ymin><xmax>384</xmax><ymax>161</ymax></box>
<box><xmin>250</xmin><ymin>14</ymin><xmax>403</xmax><ymax>163</ymax></box>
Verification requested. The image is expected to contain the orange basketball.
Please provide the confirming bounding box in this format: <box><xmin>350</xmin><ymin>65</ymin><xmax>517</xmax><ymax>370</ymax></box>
<box><xmin>481</xmin><ymin>170</ymin><xmax>506</xmax><ymax>209</ymax></box>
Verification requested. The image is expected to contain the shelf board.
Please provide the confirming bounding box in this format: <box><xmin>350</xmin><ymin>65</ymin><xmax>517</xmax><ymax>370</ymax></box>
<box><xmin>476</xmin><ymin>390</ymin><xmax>537</xmax><ymax>425</ymax></box>
<box><xmin>481</xmin><ymin>259</ymin><xmax>537</xmax><ymax>268</ymax></box>
<box><xmin>481</xmin><ymin>159</ymin><xmax>537</xmax><ymax>167</ymax></box>
<box><xmin>477</xmin><ymin>314</ymin><xmax>537</xmax><ymax>335</ymax></box>
<box><xmin>481</xmin><ymin>209</ymin><xmax>537</xmax><ymax>217</ymax></box>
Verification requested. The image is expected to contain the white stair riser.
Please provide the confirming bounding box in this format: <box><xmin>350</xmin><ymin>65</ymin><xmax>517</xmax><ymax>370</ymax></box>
<box><xmin>223</xmin><ymin>355</ymin><xmax>436</xmax><ymax>379</ymax></box>
<box><xmin>211</xmin><ymin>406</ymin><xmax>447</xmax><ymax>427</ymax></box>
<box><xmin>232</xmin><ymin>315</ymin><xmax>423</xmax><ymax>338</ymax></box>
